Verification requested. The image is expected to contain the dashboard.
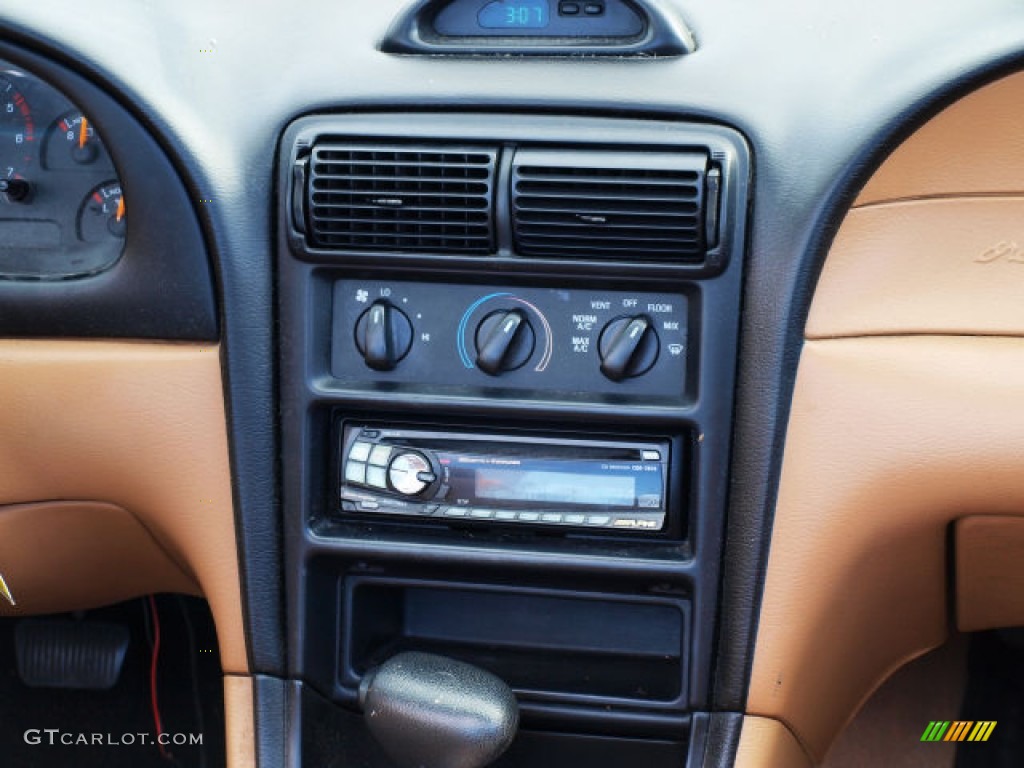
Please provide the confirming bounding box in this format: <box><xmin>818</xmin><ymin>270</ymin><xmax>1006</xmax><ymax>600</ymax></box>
<box><xmin>1</xmin><ymin>1</ymin><xmax>1024</xmax><ymax>767</ymax></box>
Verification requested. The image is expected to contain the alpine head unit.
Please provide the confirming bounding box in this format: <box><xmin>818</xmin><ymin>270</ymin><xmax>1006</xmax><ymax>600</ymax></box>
<box><xmin>339</xmin><ymin>424</ymin><xmax>671</xmax><ymax>532</ymax></box>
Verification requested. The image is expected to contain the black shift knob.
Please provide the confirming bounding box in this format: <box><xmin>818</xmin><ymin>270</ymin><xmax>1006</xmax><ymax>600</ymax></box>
<box><xmin>359</xmin><ymin>652</ymin><xmax>519</xmax><ymax>768</ymax></box>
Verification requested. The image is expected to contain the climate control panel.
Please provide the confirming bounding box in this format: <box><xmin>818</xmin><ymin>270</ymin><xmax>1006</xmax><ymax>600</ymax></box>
<box><xmin>331</xmin><ymin>280</ymin><xmax>690</xmax><ymax>399</ymax></box>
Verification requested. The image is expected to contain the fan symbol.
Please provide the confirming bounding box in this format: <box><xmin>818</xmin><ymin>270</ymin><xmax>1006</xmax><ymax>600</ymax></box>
<box><xmin>356</xmin><ymin>289</ymin><xmax>369</xmax><ymax>304</ymax></box>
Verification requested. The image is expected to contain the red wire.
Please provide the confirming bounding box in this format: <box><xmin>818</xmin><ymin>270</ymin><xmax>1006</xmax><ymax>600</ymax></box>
<box><xmin>148</xmin><ymin>594</ymin><xmax>170</xmax><ymax>760</ymax></box>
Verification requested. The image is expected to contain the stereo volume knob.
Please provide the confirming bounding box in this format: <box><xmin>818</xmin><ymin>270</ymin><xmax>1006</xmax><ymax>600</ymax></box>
<box><xmin>598</xmin><ymin>315</ymin><xmax>660</xmax><ymax>381</ymax></box>
<box><xmin>387</xmin><ymin>451</ymin><xmax>435</xmax><ymax>497</ymax></box>
<box><xmin>474</xmin><ymin>309</ymin><xmax>535</xmax><ymax>376</ymax></box>
<box><xmin>355</xmin><ymin>300</ymin><xmax>414</xmax><ymax>371</ymax></box>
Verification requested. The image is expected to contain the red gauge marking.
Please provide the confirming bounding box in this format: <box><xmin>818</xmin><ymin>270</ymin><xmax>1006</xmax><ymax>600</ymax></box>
<box><xmin>92</xmin><ymin>191</ymin><xmax>103</xmax><ymax>204</ymax></box>
<box><xmin>13</xmin><ymin>96</ymin><xmax>34</xmax><ymax>140</ymax></box>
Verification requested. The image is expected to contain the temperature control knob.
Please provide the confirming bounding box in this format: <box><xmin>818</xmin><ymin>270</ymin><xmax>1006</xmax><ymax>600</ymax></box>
<box><xmin>388</xmin><ymin>451</ymin><xmax>436</xmax><ymax>497</ymax></box>
<box><xmin>598</xmin><ymin>315</ymin><xmax>660</xmax><ymax>382</ymax></box>
<box><xmin>474</xmin><ymin>309</ymin><xmax>535</xmax><ymax>376</ymax></box>
<box><xmin>355</xmin><ymin>300</ymin><xmax>414</xmax><ymax>371</ymax></box>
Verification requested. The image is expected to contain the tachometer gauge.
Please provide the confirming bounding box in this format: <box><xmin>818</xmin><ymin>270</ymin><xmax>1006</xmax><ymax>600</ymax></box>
<box><xmin>0</xmin><ymin>75</ymin><xmax>34</xmax><ymax>181</ymax></box>
<box><xmin>44</xmin><ymin>111</ymin><xmax>107</xmax><ymax>169</ymax></box>
<box><xmin>78</xmin><ymin>181</ymin><xmax>125</xmax><ymax>242</ymax></box>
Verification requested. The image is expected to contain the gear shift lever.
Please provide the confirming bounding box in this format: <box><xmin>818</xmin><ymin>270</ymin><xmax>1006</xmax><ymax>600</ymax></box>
<box><xmin>359</xmin><ymin>652</ymin><xmax>519</xmax><ymax>768</ymax></box>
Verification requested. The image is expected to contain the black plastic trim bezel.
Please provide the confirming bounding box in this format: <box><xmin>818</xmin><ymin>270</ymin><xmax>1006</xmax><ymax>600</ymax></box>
<box><xmin>285</xmin><ymin>113</ymin><xmax>745</xmax><ymax>280</ymax></box>
<box><xmin>0</xmin><ymin>41</ymin><xmax>217</xmax><ymax>340</ymax></box>
<box><xmin>327</xmin><ymin>413</ymin><xmax>689</xmax><ymax>541</ymax></box>
<box><xmin>279</xmin><ymin>111</ymin><xmax>749</xmax><ymax>730</ymax></box>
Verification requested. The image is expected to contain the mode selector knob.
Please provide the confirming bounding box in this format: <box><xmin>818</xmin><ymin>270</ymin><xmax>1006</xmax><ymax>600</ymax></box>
<box><xmin>387</xmin><ymin>451</ymin><xmax>435</xmax><ymax>497</ymax></box>
<box><xmin>598</xmin><ymin>315</ymin><xmax>660</xmax><ymax>382</ymax></box>
<box><xmin>355</xmin><ymin>300</ymin><xmax>414</xmax><ymax>372</ymax></box>
<box><xmin>474</xmin><ymin>309</ymin><xmax>535</xmax><ymax>376</ymax></box>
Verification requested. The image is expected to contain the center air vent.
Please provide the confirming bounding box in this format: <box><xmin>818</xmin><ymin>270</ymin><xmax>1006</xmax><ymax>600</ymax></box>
<box><xmin>511</xmin><ymin>149</ymin><xmax>714</xmax><ymax>261</ymax></box>
<box><xmin>306</xmin><ymin>144</ymin><xmax>498</xmax><ymax>254</ymax></box>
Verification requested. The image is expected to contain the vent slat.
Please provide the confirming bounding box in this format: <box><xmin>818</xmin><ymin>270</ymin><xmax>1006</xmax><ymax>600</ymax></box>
<box><xmin>307</xmin><ymin>143</ymin><xmax>497</xmax><ymax>254</ymax></box>
<box><xmin>313</xmin><ymin>239</ymin><xmax>485</xmax><ymax>253</ymax></box>
<box><xmin>514</xmin><ymin>226</ymin><xmax>702</xmax><ymax>242</ymax></box>
<box><xmin>311</xmin><ymin>171</ymin><xmax>491</xmax><ymax>182</ymax></box>
<box><xmin>317</xmin><ymin>151</ymin><xmax>493</xmax><ymax>164</ymax></box>
<box><xmin>316</xmin><ymin>158</ymin><xmax>490</xmax><ymax>166</ymax></box>
<box><xmin>512</xmin><ymin>149</ymin><xmax>708</xmax><ymax>262</ymax></box>
<box><xmin>516</xmin><ymin>209</ymin><xmax>698</xmax><ymax>223</ymax></box>
<box><xmin>516</xmin><ymin>197</ymin><xmax>700</xmax><ymax>214</ymax></box>
<box><xmin>312</xmin><ymin>214</ymin><xmax>490</xmax><ymax>226</ymax></box>
<box><xmin>311</xmin><ymin>195</ymin><xmax>487</xmax><ymax>210</ymax></box>
<box><xmin>315</xmin><ymin>222</ymin><xmax>491</xmax><ymax>235</ymax></box>
<box><xmin>517</xmin><ymin>164</ymin><xmax>701</xmax><ymax>180</ymax></box>
<box><xmin>309</xmin><ymin>205</ymin><xmax>489</xmax><ymax>218</ymax></box>
<box><xmin>517</xmin><ymin>234</ymin><xmax>698</xmax><ymax>247</ymax></box>
<box><xmin>514</xmin><ymin>242</ymin><xmax>686</xmax><ymax>256</ymax></box>
<box><xmin>515</xmin><ymin>189</ymin><xmax>699</xmax><ymax>205</ymax></box>
<box><xmin>516</xmin><ymin>179</ymin><xmax>700</xmax><ymax>193</ymax></box>
<box><xmin>516</xmin><ymin>214</ymin><xmax>699</xmax><ymax>231</ymax></box>
<box><xmin>315</xmin><ymin>232</ymin><xmax>490</xmax><ymax>240</ymax></box>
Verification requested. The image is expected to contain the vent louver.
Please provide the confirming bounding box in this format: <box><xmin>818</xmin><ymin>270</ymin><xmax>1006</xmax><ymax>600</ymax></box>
<box><xmin>307</xmin><ymin>144</ymin><xmax>498</xmax><ymax>254</ymax></box>
<box><xmin>511</xmin><ymin>149</ymin><xmax>711</xmax><ymax>261</ymax></box>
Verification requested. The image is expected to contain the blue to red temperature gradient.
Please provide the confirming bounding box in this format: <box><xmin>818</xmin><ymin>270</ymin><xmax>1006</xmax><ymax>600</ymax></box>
<box><xmin>478</xmin><ymin>0</ymin><xmax>551</xmax><ymax>29</ymax></box>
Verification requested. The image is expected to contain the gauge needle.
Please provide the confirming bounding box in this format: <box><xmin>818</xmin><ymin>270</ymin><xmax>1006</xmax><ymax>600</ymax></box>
<box><xmin>79</xmin><ymin>117</ymin><xmax>89</xmax><ymax>149</ymax></box>
<box><xmin>115</xmin><ymin>195</ymin><xmax>125</xmax><ymax>222</ymax></box>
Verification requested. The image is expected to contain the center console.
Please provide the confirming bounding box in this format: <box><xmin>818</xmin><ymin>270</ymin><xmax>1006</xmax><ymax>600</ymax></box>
<box><xmin>277</xmin><ymin>112</ymin><xmax>749</xmax><ymax>766</ymax></box>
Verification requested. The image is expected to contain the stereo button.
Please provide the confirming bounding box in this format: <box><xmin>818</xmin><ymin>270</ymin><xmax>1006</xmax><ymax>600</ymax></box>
<box><xmin>495</xmin><ymin>511</ymin><xmax>517</xmax><ymax>521</ymax></box>
<box><xmin>541</xmin><ymin>513</ymin><xmax>563</xmax><ymax>523</ymax></box>
<box><xmin>565</xmin><ymin>514</ymin><xmax>586</xmax><ymax>524</ymax></box>
<box><xmin>388</xmin><ymin>451</ymin><xmax>433</xmax><ymax>496</ymax></box>
<box><xmin>366</xmin><ymin>465</ymin><xmax>388</xmax><ymax>489</ymax></box>
<box><xmin>518</xmin><ymin>512</ymin><xmax>540</xmax><ymax>522</ymax></box>
<box><xmin>369</xmin><ymin>445</ymin><xmax>393</xmax><ymax>466</ymax></box>
<box><xmin>444</xmin><ymin>508</ymin><xmax>468</xmax><ymax>517</ymax></box>
<box><xmin>345</xmin><ymin>462</ymin><xmax>367</xmax><ymax>484</ymax></box>
<box><xmin>349</xmin><ymin>442</ymin><xmax>373</xmax><ymax>462</ymax></box>
<box><xmin>470</xmin><ymin>509</ymin><xmax>494</xmax><ymax>519</ymax></box>
<box><xmin>587</xmin><ymin>515</ymin><xmax>611</xmax><ymax>526</ymax></box>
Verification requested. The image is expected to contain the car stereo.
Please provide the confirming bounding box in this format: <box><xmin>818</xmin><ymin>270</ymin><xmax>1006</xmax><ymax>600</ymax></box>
<box><xmin>338</xmin><ymin>424</ymin><xmax>670</xmax><ymax>531</ymax></box>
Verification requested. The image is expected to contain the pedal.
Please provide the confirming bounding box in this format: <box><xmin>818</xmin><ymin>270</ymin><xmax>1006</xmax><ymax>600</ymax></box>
<box><xmin>15</xmin><ymin>619</ymin><xmax>130</xmax><ymax>690</ymax></box>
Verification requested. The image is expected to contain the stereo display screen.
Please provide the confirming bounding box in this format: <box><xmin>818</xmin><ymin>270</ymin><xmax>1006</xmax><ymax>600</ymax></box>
<box><xmin>474</xmin><ymin>467</ymin><xmax>636</xmax><ymax>507</ymax></box>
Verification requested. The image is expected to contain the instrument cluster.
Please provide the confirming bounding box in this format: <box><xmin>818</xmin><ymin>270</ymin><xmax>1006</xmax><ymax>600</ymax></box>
<box><xmin>0</xmin><ymin>58</ymin><xmax>125</xmax><ymax>280</ymax></box>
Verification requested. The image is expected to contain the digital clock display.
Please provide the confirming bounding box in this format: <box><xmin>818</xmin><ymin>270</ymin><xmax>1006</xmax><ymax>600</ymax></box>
<box><xmin>478</xmin><ymin>0</ymin><xmax>550</xmax><ymax>30</ymax></box>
